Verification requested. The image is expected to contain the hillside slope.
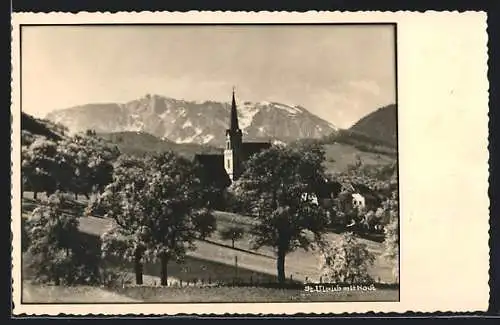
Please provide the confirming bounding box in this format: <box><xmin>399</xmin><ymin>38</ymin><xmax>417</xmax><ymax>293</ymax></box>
<box><xmin>348</xmin><ymin>104</ymin><xmax>397</xmax><ymax>147</ymax></box>
<box><xmin>97</xmin><ymin>131</ymin><xmax>222</xmax><ymax>158</ymax></box>
<box><xmin>21</xmin><ymin>112</ymin><xmax>65</xmax><ymax>142</ymax></box>
<box><xmin>99</xmin><ymin>131</ymin><xmax>395</xmax><ymax>173</ymax></box>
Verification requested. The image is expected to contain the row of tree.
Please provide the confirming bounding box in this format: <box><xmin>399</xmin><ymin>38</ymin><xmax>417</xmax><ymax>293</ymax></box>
<box><xmin>21</xmin><ymin>131</ymin><xmax>120</xmax><ymax>200</ymax></box>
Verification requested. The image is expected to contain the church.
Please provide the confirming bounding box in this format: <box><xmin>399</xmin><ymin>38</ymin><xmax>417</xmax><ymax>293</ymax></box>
<box><xmin>222</xmin><ymin>89</ymin><xmax>272</xmax><ymax>181</ymax></box>
<box><xmin>194</xmin><ymin>90</ymin><xmax>271</xmax><ymax>207</ymax></box>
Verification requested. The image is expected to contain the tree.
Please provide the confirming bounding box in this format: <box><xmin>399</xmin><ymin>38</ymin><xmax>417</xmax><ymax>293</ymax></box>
<box><xmin>230</xmin><ymin>144</ymin><xmax>330</xmax><ymax>284</ymax></box>
<box><xmin>22</xmin><ymin>138</ymin><xmax>59</xmax><ymax>199</ymax></box>
<box><xmin>98</xmin><ymin>155</ymin><xmax>150</xmax><ymax>285</ymax></box>
<box><xmin>21</xmin><ymin>130</ymin><xmax>36</xmax><ymax>146</ymax></box>
<box><xmin>219</xmin><ymin>226</ymin><xmax>245</xmax><ymax>248</ymax></box>
<box><xmin>142</xmin><ymin>152</ymin><xmax>216</xmax><ymax>285</ymax></box>
<box><xmin>98</xmin><ymin>152</ymin><xmax>216</xmax><ymax>285</ymax></box>
<box><xmin>57</xmin><ymin>133</ymin><xmax>120</xmax><ymax>198</ymax></box>
<box><xmin>24</xmin><ymin>192</ymin><xmax>96</xmax><ymax>285</ymax></box>
<box><xmin>319</xmin><ymin>232</ymin><xmax>375</xmax><ymax>284</ymax></box>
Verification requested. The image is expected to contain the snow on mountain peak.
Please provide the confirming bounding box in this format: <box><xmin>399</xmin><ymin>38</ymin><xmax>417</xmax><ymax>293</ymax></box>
<box><xmin>238</xmin><ymin>102</ymin><xmax>260</xmax><ymax>130</ymax></box>
<box><xmin>178</xmin><ymin>107</ymin><xmax>187</xmax><ymax>117</ymax></box>
<box><xmin>271</xmin><ymin>102</ymin><xmax>303</xmax><ymax>115</ymax></box>
<box><xmin>201</xmin><ymin>134</ymin><xmax>215</xmax><ymax>144</ymax></box>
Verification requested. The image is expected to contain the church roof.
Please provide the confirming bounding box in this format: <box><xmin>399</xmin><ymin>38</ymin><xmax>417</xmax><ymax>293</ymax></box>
<box><xmin>194</xmin><ymin>153</ymin><xmax>231</xmax><ymax>188</ymax></box>
<box><xmin>241</xmin><ymin>142</ymin><xmax>272</xmax><ymax>161</ymax></box>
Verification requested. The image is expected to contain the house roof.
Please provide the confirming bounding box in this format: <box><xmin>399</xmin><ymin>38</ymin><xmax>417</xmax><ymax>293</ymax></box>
<box><xmin>316</xmin><ymin>180</ymin><xmax>343</xmax><ymax>199</ymax></box>
<box><xmin>352</xmin><ymin>183</ymin><xmax>376</xmax><ymax>196</ymax></box>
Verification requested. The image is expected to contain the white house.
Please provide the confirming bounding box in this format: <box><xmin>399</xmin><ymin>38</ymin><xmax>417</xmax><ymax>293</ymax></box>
<box><xmin>300</xmin><ymin>192</ymin><xmax>319</xmax><ymax>205</ymax></box>
<box><xmin>351</xmin><ymin>193</ymin><xmax>366</xmax><ymax>209</ymax></box>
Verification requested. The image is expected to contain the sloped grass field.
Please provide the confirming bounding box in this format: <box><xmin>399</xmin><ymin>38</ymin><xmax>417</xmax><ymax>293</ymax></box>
<box><xmin>322</xmin><ymin>142</ymin><xmax>395</xmax><ymax>175</ymax></box>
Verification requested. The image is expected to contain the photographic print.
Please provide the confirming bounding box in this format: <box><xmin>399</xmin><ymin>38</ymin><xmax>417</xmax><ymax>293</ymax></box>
<box><xmin>11</xmin><ymin>11</ymin><xmax>489</xmax><ymax>315</ymax></box>
<box><xmin>19</xmin><ymin>22</ymin><xmax>399</xmax><ymax>304</ymax></box>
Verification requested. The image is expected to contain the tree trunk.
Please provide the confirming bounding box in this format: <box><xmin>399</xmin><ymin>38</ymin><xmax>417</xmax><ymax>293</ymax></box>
<box><xmin>277</xmin><ymin>247</ymin><xmax>286</xmax><ymax>285</ymax></box>
<box><xmin>84</xmin><ymin>193</ymin><xmax>90</xmax><ymax>200</ymax></box>
<box><xmin>231</xmin><ymin>239</ymin><xmax>235</xmax><ymax>248</ymax></box>
<box><xmin>33</xmin><ymin>191</ymin><xmax>38</xmax><ymax>200</ymax></box>
<box><xmin>160</xmin><ymin>254</ymin><xmax>169</xmax><ymax>286</ymax></box>
<box><xmin>134</xmin><ymin>252</ymin><xmax>143</xmax><ymax>285</ymax></box>
<box><xmin>74</xmin><ymin>193</ymin><xmax>78</xmax><ymax>200</ymax></box>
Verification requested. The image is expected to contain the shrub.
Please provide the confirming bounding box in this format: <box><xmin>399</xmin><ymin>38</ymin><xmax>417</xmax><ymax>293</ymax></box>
<box><xmin>319</xmin><ymin>232</ymin><xmax>375</xmax><ymax>284</ymax></box>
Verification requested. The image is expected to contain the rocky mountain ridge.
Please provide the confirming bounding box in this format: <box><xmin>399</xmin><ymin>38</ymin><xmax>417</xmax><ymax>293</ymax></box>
<box><xmin>46</xmin><ymin>94</ymin><xmax>337</xmax><ymax>147</ymax></box>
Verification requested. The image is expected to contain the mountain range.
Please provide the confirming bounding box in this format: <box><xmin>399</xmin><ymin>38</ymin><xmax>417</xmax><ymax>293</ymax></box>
<box><xmin>45</xmin><ymin>94</ymin><xmax>337</xmax><ymax>148</ymax></box>
<box><xmin>23</xmin><ymin>98</ymin><xmax>398</xmax><ymax>162</ymax></box>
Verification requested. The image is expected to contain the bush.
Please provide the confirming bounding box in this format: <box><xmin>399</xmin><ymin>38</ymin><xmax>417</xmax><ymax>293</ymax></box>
<box><xmin>319</xmin><ymin>232</ymin><xmax>375</xmax><ymax>284</ymax></box>
<box><xmin>223</xmin><ymin>189</ymin><xmax>249</xmax><ymax>214</ymax></box>
<box><xmin>99</xmin><ymin>263</ymin><xmax>134</xmax><ymax>287</ymax></box>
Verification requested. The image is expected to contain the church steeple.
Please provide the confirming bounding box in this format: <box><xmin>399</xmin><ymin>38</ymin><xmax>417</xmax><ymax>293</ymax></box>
<box><xmin>230</xmin><ymin>87</ymin><xmax>240</xmax><ymax>131</ymax></box>
<box><xmin>224</xmin><ymin>87</ymin><xmax>243</xmax><ymax>182</ymax></box>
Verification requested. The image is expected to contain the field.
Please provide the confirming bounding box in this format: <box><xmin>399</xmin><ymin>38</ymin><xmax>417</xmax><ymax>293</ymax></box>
<box><xmin>322</xmin><ymin>142</ymin><xmax>395</xmax><ymax>174</ymax></box>
<box><xmin>21</xmin><ymin>192</ymin><xmax>398</xmax><ymax>303</ymax></box>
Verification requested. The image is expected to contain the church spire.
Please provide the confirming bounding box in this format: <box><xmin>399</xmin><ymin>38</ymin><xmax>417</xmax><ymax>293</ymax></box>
<box><xmin>230</xmin><ymin>87</ymin><xmax>240</xmax><ymax>131</ymax></box>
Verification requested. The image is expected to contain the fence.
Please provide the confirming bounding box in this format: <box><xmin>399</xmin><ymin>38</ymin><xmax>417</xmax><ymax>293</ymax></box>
<box><xmin>112</xmin><ymin>273</ymin><xmax>303</xmax><ymax>289</ymax></box>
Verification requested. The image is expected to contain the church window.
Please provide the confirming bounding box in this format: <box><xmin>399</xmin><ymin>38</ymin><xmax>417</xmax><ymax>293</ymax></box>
<box><xmin>227</xmin><ymin>159</ymin><xmax>231</xmax><ymax>169</ymax></box>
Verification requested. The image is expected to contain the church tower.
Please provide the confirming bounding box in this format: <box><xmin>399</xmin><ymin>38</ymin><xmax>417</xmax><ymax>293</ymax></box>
<box><xmin>224</xmin><ymin>88</ymin><xmax>243</xmax><ymax>181</ymax></box>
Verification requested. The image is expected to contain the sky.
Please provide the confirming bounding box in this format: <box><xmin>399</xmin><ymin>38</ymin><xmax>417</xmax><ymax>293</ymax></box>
<box><xmin>21</xmin><ymin>25</ymin><xmax>396</xmax><ymax>128</ymax></box>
